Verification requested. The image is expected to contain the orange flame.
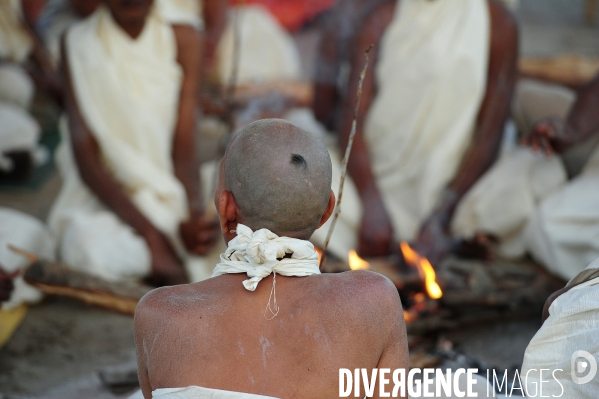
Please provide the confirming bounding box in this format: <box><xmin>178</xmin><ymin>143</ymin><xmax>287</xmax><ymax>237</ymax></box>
<box><xmin>403</xmin><ymin>310</ymin><xmax>417</xmax><ymax>323</ymax></box>
<box><xmin>400</xmin><ymin>242</ymin><xmax>442</xmax><ymax>299</ymax></box>
<box><xmin>315</xmin><ymin>247</ymin><xmax>323</xmax><ymax>265</ymax></box>
<box><xmin>348</xmin><ymin>250</ymin><xmax>370</xmax><ymax>270</ymax></box>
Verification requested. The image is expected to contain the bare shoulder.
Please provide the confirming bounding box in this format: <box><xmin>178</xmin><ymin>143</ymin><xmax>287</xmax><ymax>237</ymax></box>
<box><xmin>134</xmin><ymin>283</ymin><xmax>209</xmax><ymax>330</ymax></box>
<box><xmin>314</xmin><ymin>270</ymin><xmax>404</xmax><ymax>321</ymax></box>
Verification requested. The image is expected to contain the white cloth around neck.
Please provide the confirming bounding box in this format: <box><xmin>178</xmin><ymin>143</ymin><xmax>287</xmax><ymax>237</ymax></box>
<box><xmin>211</xmin><ymin>224</ymin><xmax>320</xmax><ymax>291</ymax></box>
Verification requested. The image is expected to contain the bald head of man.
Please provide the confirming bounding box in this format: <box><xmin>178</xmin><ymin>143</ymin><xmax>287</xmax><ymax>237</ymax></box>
<box><xmin>215</xmin><ymin>119</ymin><xmax>335</xmax><ymax>241</ymax></box>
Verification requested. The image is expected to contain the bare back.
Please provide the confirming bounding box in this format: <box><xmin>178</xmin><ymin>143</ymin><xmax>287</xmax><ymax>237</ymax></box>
<box><xmin>134</xmin><ymin>271</ymin><xmax>408</xmax><ymax>398</ymax></box>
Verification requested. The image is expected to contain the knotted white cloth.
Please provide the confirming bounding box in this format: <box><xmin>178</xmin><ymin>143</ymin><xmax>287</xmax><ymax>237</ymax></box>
<box><xmin>212</xmin><ymin>224</ymin><xmax>320</xmax><ymax>291</ymax></box>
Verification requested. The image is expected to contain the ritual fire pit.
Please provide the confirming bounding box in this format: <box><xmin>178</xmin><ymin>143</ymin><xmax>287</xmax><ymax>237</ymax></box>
<box><xmin>319</xmin><ymin>244</ymin><xmax>565</xmax><ymax>335</ymax></box>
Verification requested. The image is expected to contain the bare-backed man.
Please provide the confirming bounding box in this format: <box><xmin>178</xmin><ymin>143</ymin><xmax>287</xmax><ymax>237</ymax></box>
<box><xmin>133</xmin><ymin>119</ymin><xmax>409</xmax><ymax>399</ymax></box>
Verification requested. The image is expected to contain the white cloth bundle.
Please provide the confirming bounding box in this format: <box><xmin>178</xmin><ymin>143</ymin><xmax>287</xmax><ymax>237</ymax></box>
<box><xmin>212</xmin><ymin>224</ymin><xmax>320</xmax><ymax>291</ymax></box>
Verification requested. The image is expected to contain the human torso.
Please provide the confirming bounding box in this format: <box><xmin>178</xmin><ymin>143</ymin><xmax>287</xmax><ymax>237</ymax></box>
<box><xmin>363</xmin><ymin>0</ymin><xmax>491</xmax><ymax>240</ymax></box>
<box><xmin>143</xmin><ymin>272</ymin><xmax>390</xmax><ymax>399</ymax></box>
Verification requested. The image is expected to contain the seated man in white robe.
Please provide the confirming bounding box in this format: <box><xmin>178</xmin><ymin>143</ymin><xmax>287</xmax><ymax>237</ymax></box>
<box><xmin>453</xmin><ymin>72</ymin><xmax>599</xmax><ymax>280</ymax></box>
<box><xmin>48</xmin><ymin>0</ymin><xmax>220</xmax><ymax>285</ymax></box>
<box><xmin>310</xmin><ymin>0</ymin><xmax>518</xmax><ymax>265</ymax></box>
<box><xmin>133</xmin><ymin>119</ymin><xmax>409</xmax><ymax>399</ymax></box>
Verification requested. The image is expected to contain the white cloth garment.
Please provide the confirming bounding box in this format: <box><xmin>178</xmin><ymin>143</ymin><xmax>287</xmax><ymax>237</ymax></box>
<box><xmin>0</xmin><ymin>0</ymin><xmax>33</xmax><ymax>64</ymax></box>
<box><xmin>0</xmin><ymin>103</ymin><xmax>40</xmax><ymax>173</ymax></box>
<box><xmin>48</xmin><ymin>6</ymin><xmax>220</xmax><ymax>283</ymax></box>
<box><xmin>0</xmin><ymin>63</ymin><xmax>35</xmax><ymax>109</ymax></box>
<box><xmin>212</xmin><ymin>224</ymin><xmax>320</xmax><ymax>290</ymax></box>
<box><xmin>157</xmin><ymin>0</ymin><xmax>204</xmax><ymax>30</ymax></box>
<box><xmin>215</xmin><ymin>5</ymin><xmax>302</xmax><ymax>85</ymax></box>
<box><xmin>452</xmin><ymin>79</ymin><xmax>599</xmax><ymax>280</ymax></box>
<box><xmin>128</xmin><ymin>386</ymin><xmax>279</xmax><ymax>399</ymax></box>
<box><xmin>309</xmin><ymin>0</ymin><xmax>490</xmax><ymax>258</ymax></box>
<box><xmin>0</xmin><ymin>208</ymin><xmax>55</xmax><ymax>310</ymax></box>
<box><xmin>521</xmin><ymin>258</ymin><xmax>599</xmax><ymax>397</ymax></box>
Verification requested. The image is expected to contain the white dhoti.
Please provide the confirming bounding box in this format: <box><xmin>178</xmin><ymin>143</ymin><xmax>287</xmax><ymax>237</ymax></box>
<box><xmin>452</xmin><ymin>80</ymin><xmax>599</xmax><ymax>280</ymax></box>
<box><xmin>0</xmin><ymin>0</ymin><xmax>40</xmax><ymax>173</ymax></box>
<box><xmin>521</xmin><ymin>258</ymin><xmax>599</xmax><ymax>397</ymax></box>
<box><xmin>307</xmin><ymin>0</ymin><xmax>490</xmax><ymax>258</ymax></box>
<box><xmin>128</xmin><ymin>386</ymin><xmax>279</xmax><ymax>399</ymax></box>
<box><xmin>0</xmin><ymin>208</ymin><xmax>55</xmax><ymax>309</ymax></box>
<box><xmin>48</xmin><ymin>6</ymin><xmax>220</xmax><ymax>283</ymax></box>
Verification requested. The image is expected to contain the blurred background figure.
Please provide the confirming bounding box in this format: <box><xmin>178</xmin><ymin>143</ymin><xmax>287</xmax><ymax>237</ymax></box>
<box><xmin>307</xmin><ymin>0</ymin><xmax>519</xmax><ymax>267</ymax></box>
<box><xmin>0</xmin><ymin>0</ymin><xmax>57</xmax><ymax>183</ymax></box>
<box><xmin>48</xmin><ymin>0</ymin><xmax>222</xmax><ymax>287</ymax></box>
<box><xmin>453</xmin><ymin>70</ymin><xmax>599</xmax><ymax>281</ymax></box>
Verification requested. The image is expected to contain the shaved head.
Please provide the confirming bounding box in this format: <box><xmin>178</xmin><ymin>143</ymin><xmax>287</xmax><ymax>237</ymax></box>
<box><xmin>222</xmin><ymin>119</ymin><xmax>332</xmax><ymax>238</ymax></box>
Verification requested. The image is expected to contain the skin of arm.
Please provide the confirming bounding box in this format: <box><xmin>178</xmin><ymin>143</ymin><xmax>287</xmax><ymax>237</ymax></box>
<box><xmin>202</xmin><ymin>0</ymin><xmax>227</xmax><ymax>67</ymax></box>
<box><xmin>312</xmin><ymin>0</ymin><xmax>392</xmax><ymax>131</ymax></box>
<box><xmin>414</xmin><ymin>0</ymin><xmax>519</xmax><ymax>263</ymax></box>
<box><xmin>525</xmin><ymin>72</ymin><xmax>599</xmax><ymax>155</ymax></box>
<box><xmin>61</xmin><ymin>37</ymin><xmax>186</xmax><ymax>285</ymax></box>
<box><xmin>134</xmin><ymin>295</ymin><xmax>155</xmax><ymax>399</ymax></box>
<box><xmin>336</xmin><ymin>1</ymin><xmax>397</xmax><ymax>257</ymax></box>
<box><xmin>172</xmin><ymin>26</ymin><xmax>219</xmax><ymax>255</ymax></box>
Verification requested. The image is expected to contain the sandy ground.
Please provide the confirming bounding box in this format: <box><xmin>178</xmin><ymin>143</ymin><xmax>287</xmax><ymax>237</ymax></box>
<box><xmin>1</xmin><ymin>0</ymin><xmax>598</xmax><ymax>397</ymax></box>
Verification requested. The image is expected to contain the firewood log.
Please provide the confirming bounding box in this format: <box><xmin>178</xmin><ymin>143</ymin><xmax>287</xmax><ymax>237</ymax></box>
<box><xmin>22</xmin><ymin>259</ymin><xmax>152</xmax><ymax>315</ymax></box>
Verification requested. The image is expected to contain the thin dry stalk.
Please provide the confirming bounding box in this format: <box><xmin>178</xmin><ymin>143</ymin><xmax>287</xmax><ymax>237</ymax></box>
<box><xmin>320</xmin><ymin>45</ymin><xmax>373</xmax><ymax>268</ymax></box>
<box><xmin>223</xmin><ymin>4</ymin><xmax>244</xmax><ymax>129</ymax></box>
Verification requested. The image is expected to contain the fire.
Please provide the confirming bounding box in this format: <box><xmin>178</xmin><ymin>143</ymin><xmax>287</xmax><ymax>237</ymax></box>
<box><xmin>315</xmin><ymin>247</ymin><xmax>323</xmax><ymax>265</ymax></box>
<box><xmin>399</xmin><ymin>242</ymin><xmax>442</xmax><ymax>300</ymax></box>
<box><xmin>348</xmin><ymin>250</ymin><xmax>370</xmax><ymax>270</ymax></box>
<box><xmin>403</xmin><ymin>310</ymin><xmax>416</xmax><ymax>323</ymax></box>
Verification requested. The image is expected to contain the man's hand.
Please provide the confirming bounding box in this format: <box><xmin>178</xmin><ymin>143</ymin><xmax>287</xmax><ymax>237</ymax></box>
<box><xmin>522</xmin><ymin>117</ymin><xmax>572</xmax><ymax>156</ymax></box>
<box><xmin>413</xmin><ymin>212</ymin><xmax>456</xmax><ymax>266</ymax></box>
<box><xmin>0</xmin><ymin>267</ymin><xmax>18</xmax><ymax>303</ymax></box>
<box><xmin>179</xmin><ymin>214</ymin><xmax>219</xmax><ymax>256</ymax></box>
<box><xmin>358</xmin><ymin>196</ymin><xmax>395</xmax><ymax>257</ymax></box>
<box><xmin>145</xmin><ymin>232</ymin><xmax>187</xmax><ymax>286</ymax></box>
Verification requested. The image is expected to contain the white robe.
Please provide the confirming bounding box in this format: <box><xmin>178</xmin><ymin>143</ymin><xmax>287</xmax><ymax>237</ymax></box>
<box><xmin>452</xmin><ymin>79</ymin><xmax>599</xmax><ymax>280</ymax></box>
<box><xmin>0</xmin><ymin>0</ymin><xmax>32</xmax><ymax>64</ymax></box>
<box><xmin>521</xmin><ymin>258</ymin><xmax>599</xmax><ymax>397</ymax></box>
<box><xmin>0</xmin><ymin>0</ymin><xmax>40</xmax><ymax>168</ymax></box>
<box><xmin>0</xmin><ymin>208</ymin><xmax>54</xmax><ymax>310</ymax></box>
<box><xmin>128</xmin><ymin>386</ymin><xmax>279</xmax><ymax>399</ymax></box>
<box><xmin>309</xmin><ymin>0</ymin><xmax>490</xmax><ymax>258</ymax></box>
<box><xmin>48</xmin><ymin>6</ymin><xmax>219</xmax><ymax>283</ymax></box>
<box><xmin>215</xmin><ymin>5</ymin><xmax>302</xmax><ymax>85</ymax></box>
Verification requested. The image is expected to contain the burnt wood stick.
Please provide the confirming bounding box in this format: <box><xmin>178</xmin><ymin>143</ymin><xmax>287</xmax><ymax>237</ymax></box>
<box><xmin>22</xmin><ymin>259</ymin><xmax>152</xmax><ymax>315</ymax></box>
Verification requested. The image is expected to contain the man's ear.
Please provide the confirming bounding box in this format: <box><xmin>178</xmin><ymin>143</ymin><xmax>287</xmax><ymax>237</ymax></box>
<box><xmin>317</xmin><ymin>190</ymin><xmax>336</xmax><ymax>229</ymax></box>
<box><xmin>217</xmin><ymin>190</ymin><xmax>239</xmax><ymax>243</ymax></box>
